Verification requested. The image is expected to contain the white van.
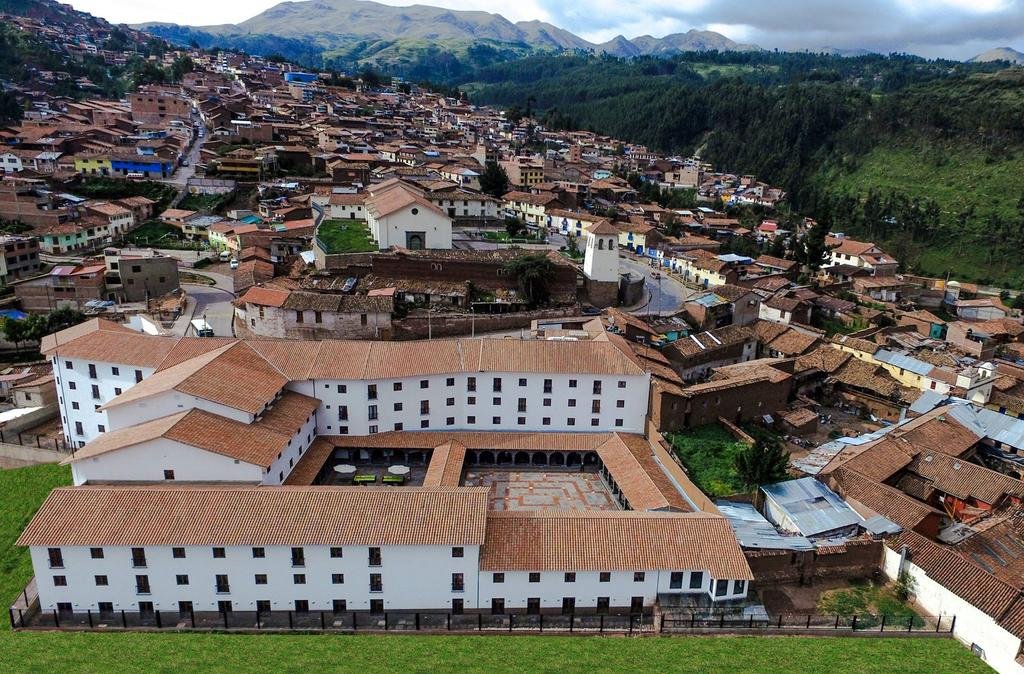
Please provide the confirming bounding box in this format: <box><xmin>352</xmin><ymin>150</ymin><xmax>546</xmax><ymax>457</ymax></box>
<box><xmin>219</xmin><ymin>250</ymin><xmax>231</xmax><ymax>261</ymax></box>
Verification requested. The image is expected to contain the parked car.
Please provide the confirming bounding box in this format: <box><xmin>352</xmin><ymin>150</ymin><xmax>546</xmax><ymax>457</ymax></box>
<box><xmin>342</xmin><ymin>277</ymin><xmax>358</xmax><ymax>293</ymax></box>
<box><xmin>229</xmin><ymin>259</ymin><xmax>239</xmax><ymax>269</ymax></box>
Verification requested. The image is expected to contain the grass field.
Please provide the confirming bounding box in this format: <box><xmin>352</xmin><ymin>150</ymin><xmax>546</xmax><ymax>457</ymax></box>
<box><xmin>0</xmin><ymin>464</ymin><xmax>70</xmax><ymax>610</ymax></box>
<box><xmin>316</xmin><ymin>219</ymin><xmax>376</xmax><ymax>254</ymax></box>
<box><xmin>0</xmin><ymin>466</ymin><xmax>993</xmax><ymax>672</ymax></box>
<box><xmin>818</xmin><ymin>580</ymin><xmax>923</xmax><ymax>630</ymax></box>
<box><xmin>666</xmin><ymin>424</ymin><xmax>749</xmax><ymax>497</ymax></box>
<box><xmin>822</xmin><ymin>137</ymin><xmax>1024</xmax><ymax>287</ymax></box>
<box><xmin>0</xmin><ymin>632</ymin><xmax>993</xmax><ymax>673</ymax></box>
<box><xmin>124</xmin><ymin>220</ymin><xmax>183</xmax><ymax>247</ymax></box>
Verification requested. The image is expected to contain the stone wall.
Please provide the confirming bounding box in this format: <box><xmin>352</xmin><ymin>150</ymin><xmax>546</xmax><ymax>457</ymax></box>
<box><xmin>394</xmin><ymin>307</ymin><xmax>580</xmax><ymax>340</ymax></box>
<box><xmin>747</xmin><ymin>539</ymin><xmax>884</xmax><ymax>586</ymax></box>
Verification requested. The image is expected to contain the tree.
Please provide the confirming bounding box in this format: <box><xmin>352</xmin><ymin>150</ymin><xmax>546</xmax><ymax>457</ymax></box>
<box><xmin>504</xmin><ymin>216</ymin><xmax>526</xmax><ymax>238</ymax></box>
<box><xmin>479</xmin><ymin>161</ymin><xmax>509</xmax><ymax>197</ymax></box>
<box><xmin>170</xmin><ymin>56</ymin><xmax>195</xmax><ymax>82</ymax></box>
<box><xmin>662</xmin><ymin>212</ymin><xmax>682</xmax><ymax>238</ymax></box>
<box><xmin>0</xmin><ymin>317</ymin><xmax>27</xmax><ymax>353</ymax></box>
<box><xmin>799</xmin><ymin>221</ymin><xmax>832</xmax><ymax>271</ymax></box>
<box><xmin>504</xmin><ymin>253</ymin><xmax>556</xmax><ymax>307</ymax></box>
<box><xmin>44</xmin><ymin>307</ymin><xmax>87</xmax><ymax>334</ymax></box>
<box><xmin>734</xmin><ymin>436</ymin><xmax>789</xmax><ymax>490</ymax></box>
<box><xmin>0</xmin><ymin>88</ymin><xmax>23</xmax><ymax>124</ymax></box>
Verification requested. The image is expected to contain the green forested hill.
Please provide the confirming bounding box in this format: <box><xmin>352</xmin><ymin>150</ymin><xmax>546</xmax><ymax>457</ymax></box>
<box><xmin>467</xmin><ymin>53</ymin><xmax>1024</xmax><ymax>287</ymax></box>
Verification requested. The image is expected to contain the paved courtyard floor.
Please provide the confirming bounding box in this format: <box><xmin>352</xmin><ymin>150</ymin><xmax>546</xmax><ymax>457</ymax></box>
<box><xmin>463</xmin><ymin>469</ymin><xmax>619</xmax><ymax>511</ymax></box>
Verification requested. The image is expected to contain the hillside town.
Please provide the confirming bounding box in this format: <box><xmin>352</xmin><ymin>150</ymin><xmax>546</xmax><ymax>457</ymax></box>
<box><xmin>3</xmin><ymin>3</ymin><xmax>1024</xmax><ymax>674</ymax></box>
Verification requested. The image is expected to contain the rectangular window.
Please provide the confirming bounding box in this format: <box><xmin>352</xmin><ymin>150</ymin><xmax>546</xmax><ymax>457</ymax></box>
<box><xmin>332</xmin><ymin>599</ymin><xmax>347</xmax><ymax>613</ymax></box>
<box><xmin>337</xmin><ymin>384</ymin><xmax>347</xmax><ymax>393</ymax></box>
<box><xmin>567</xmin><ymin>418</ymin><xmax>576</xmax><ymax>426</ymax></box>
<box><xmin>90</xmin><ymin>547</ymin><xmax>104</xmax><ymax>559</ymax></box>
<box><xmin>564</xmin><ymin>572</ymin><xmax>576</xmax><ymax>583</ymax></box>
<box><xmin>451</xmin><ymin>573</ymin><xmax>464</xmax><ymax>592</ymax></box>
<box><xmin>492</xmin><ymin>416</ymin><xmax>501</xmax><ymax>425</ymax></box>
<box><xmin>517</xmin><ymin>398</ymin><xmax>527</xmax><ymax>412</ymax></box>
<box><xmin>47</xmin><ymin>548</ymin><xmax>63</xmax><ymax>568</ymax></box>
<box><xmin>215</xmin><ymin>574</ymin><xmax>230</xmax><ymax>593</ymax></box>
<box><xmin>491</xmin><ymin>598</ymin><xmax>504</xmax><ymax>615</ymax></box>
<box><xmin>131</xmin><ymin>547</ymin><xmax>146</xmax><ymax>568</ymax></box>
<box><xmin>569</xmin><ymin>379</ymin><xmax>577</xmax><ymax>388</ymax></box>
<box><xmin>135</xmin><ymin>370</ymin><xmax>143</xmax><ymax>383</ymax></box>
<box><xmin>467</xmin><ymin>377</ymin><xmax>476</xmax><ymax>392</ymax></box>
<box><xmin>591</xmin><ymin>400</ymin><xmax>601</xmax><ymax>414</ymax></box>
<box><xmin>543</xmin><ymin>378</ymin><xmax>552</xmax><ymax>393</ymax></box>
<box><xmin>446</xmin><ymin>377</ymin><xmax>455</xmax><ymax>386</ymax></box>
<box><xmin>597</xmin><ymin>597</ymin><xmax>610</xmax><ymax>614</ymax></box>
<box><xmin>332</xmin><ymin>573</ymin><xmax>344</xmax><ymax>584</ymax></box>
<box><xmin>163</xmin><ymin>469</ymin><xmax>175</xmax><ymax>480</ymax></box>
<box><xmin>567</xmin><ymin>399</ymin><xmax>576</xmax><ymax>407</ymax></box>
<box><xmin>599</xmin><ymin>572</ymin><xmax>611</xmax><ymax>582</ymax></box>
<box><xmin>689</xmin><ymin>571</ymin><xmax>704</xmax><ymax>589</ymax></box>
<box><xmin>527</xmin><ymin>597</ymin><xmax>540</xmax><ymax>614</ymax></box>
<box><xmin>294</xmin><ymin>600</ymin><xmax>309</xmax><ymax>613</ymax></box>
<box><xmin>529</xmin><ymin>572</ymin><xmax>540</xmax><ymax>583</ymax></box>
<box><xmin>670</xmin><ymin>572</ymin><xmax>684</xmax><ymax>589</ymax></box>
<box><xmin>95</xmin><ymin>575</ymin><xmax>108</xmax><ymax>586</ymax></box>
<box><xmin>467</xmin><ymin>416</ymin><xmax>476</xmax><ymax>424</ymax></box>
<box><xmin>452</xmin><ymin>546</ymin><xmax>464</xmax><ymax>558</ymax></box>
<box><xmin>593</xmin><ymin>381</ymin><xmax>602</xmax><ymax>394</ymax></box>
<box><xmin>293</xmin><ymin>574</ymin><xmax>306</xmax><ymax>585</ymax></box>
<box><xmin>98</xmin><ymin>602</ymin><xmax>114</xmax><ymax>616</ymax></box>
<box><xmin>88</xmin><ymin>363</ymin><xmax>97</xmax><ymax>379</ymax></box>
<box><xmin>393</xmin><ymin>382</ymin><xmax>403</xmax><ymax>391</ymax></box>
<box><xmin>370</xmin><ymin>599</ymin><xmax>384</xmax><ymax>613</ymax></box>
<box><xmin>213</xmin><ymin>547</ymin><xmax>225</xmax><ymax>558</ymax></box>
<box><xmin>420</xmin><ymin>400</ymin><xmax>429</xmax><ymax>415</ymax></box>
<box><xmin>634</xmin><ymin>572</ymin><xmax>645</xmax><ymax>582</ymax></box>
<box><xmin>420</xmin><ymin>379</ymin><xmax>429</xmax><ymax>389</ymax></box>
<box><xmin>733</xmin><ymin>580</ymin><xmax>746</xmax><ymax>595</ymax></box>
<box><xmin>369</xmin><ymin>573</ymin><xmax>383</xmax><ymax>592</ymax></box>
<box><xmin>715</xmin><ymin>579</ymin><xmax>729</xmax><ymax>597</ymax></box>
<box><xmin>91</xmin><ymin>384</ymin><xmax>100</xmax><ymax>400</ymax></box>
<box><xmin>217</xmin><ymin>600</ymin><xmax>232</xmax><ymax>613</ymax></box>
<box><xmin>136</xmin><ymin>575</ymin><xmax>150</xmax><ymax>594</ymax></box>
<box><xmin>452</xmin><ymin>598</ymin><xmax>464</xmax><ymax>614</ymax></box>
<box><xmin>330</xmin><ymin>547</ymin><xmax>343</xmax><ymax>558</ymax></box>
<box><xmin>518</xmin><ymin>377</ymin><xmax>527</xmax><ymax>387</ymax></box>
<box><xmin>394</xmin><ymin>402</ymin><xmax>403</xmax><ymax>412</ymax></box>
<box><xmin>562</xmin><ymin>597</ymin><xmax>575</xmax><ymax>614</ymax></box>
<box><xmin>53</xmin><ymin>575</ymin><xmax>67</xmax><ymax>587</ymax></box>
<box><xmin>367</xmin><ymin>384</ymin><xmax>377</xmax><ymax>400</ymax></box>
<box><xmin>492</xmin><ymin>572</ymin><xmax>505</xmax><ymax>583</ymax></box>
<box><xmin>369</xmin><ymin>547</ymin><xmax>382</xmax><ymax>566</ymax></box>
<box><xmin>291</xmin><ymin>547</ymin><xmax>305</xmax><ymax>567</ymax></box>
<box><xmin>618</xmin><ymin>380</ymin><xmax>627</xmax><ymax>389</ymax></box>
<box><xmin>172</xmin><ymin>547</ymin><xmax>185</xmax><ymax>559</ymax></box>
<box><xmin>255</xmin><ymin>574</ymin><xmax>267</xmax><ymax>585</ymax></box>
<box><xmin>176</xmin><ymin>574</ymin><xmax>189</xmax><ymax>586</ymax></box>
<box><xmin>252</xmin><ymin>547</ymin><xmax>265</xmax><ymax>558</ymax></box>
<box><xmin>492</xmin><ymin>377</ymin><xmax>502</xmax><ymax>392</ymax></box>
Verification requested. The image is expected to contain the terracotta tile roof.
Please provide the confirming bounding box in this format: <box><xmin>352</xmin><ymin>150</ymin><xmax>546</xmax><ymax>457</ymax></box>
<box><xmin>831</xmin><ymin>335</ymin><xmax>881</xmax><ymax>355</ymax></box>
<box><xmin>322</xmin><ymin>430</ymin><xmax>613</xmax><ymax>452</ymax></box>
<box><xmin>246</xmin><ymin>340</ymin><xmax>324</xmax><ymax>380</ymax></box>
<box><xmin>308</xmin><ymin>341</ymin><xmax>374</xmax><ymax>380</ymax></box>
<box><xmin>238</xmin><ymin>286</ymin><xmax>290</xmax><ymax>308</ymax></box>
<box><xmin>767</xmin><ymin>329</ymin><xmax>821</xmax><ymax>357</ymax></box>
<box><xmin>44</xmin><ymin>327</ymin><xmax>178</xmax><ymax>369</ymax></box>
<box><xmin>39</xmin><ymin>318</ymin><xmax>136</xmax><ymax>354</ymax></box>
<box><xmin>830</xmin><ymin>468</ymin><xmax>942</xmax><ymax>531</ymax></box>
<box><xmin>841</xmin><ymin>439</ymin><xmax>915</xmax><ymax>483</ymax></box>
<box><xmin>615</xmin><ymin>433</ymin><xmax>694</xmax><ymax>512</ymax></box>
<box><xmin>481</xmin><ymin>511</ymin><xmax>752</xmax><ymax>578</ymax></box>
<box><xmin>423</xmin><ymin>440</ymin><xmax>467</xmax><ymax>487</ymax></box>
<box><xmin>890</xmin><ymin>408</ymin><xmax>981</xmax><ymax>458</ymax></box>
<box><xmin>173</xmin><ymin>343</ymin><xmax>289</xmax><ymax>414</ymax></box>
<box><xmin>162</xmin><ymin>409</ymin><xmax>295</xmax><ymax>467</ymax></box>
<box><xmin>888</xmin><ymin>529</ymin><xmax>1021</xmax><ymax>619</ymax></box>
<box><xmin>597</xmin><ymin>435</ymin><xmax>673</xmax><ymax>512</ymax></box>
<box><xmin>255</xmin><ymin>391</ymin><xmax>320</xmax><ymax>437</ymax></box>
<box><xmin>794</xmin><ymin>346</ymin><xmax>851</xmax><ymax>374</ymax></box>
<box><xmin>60</xmin><ymin>412</ymin><xmax>189</xmax><ymax>464</ymax></box>
<box><xmin>157</xmin><ymin>337</ymin><xmax>238</xmax><ymax>371</ymax></box>
<box><xmin>18</xmin><ymin>486</ymin><xmax>490</xmax><ymax>547</ymax></box>
<box><xmin>908</xmin><ymin>452</ymin><xmax>1024</xmax><ymax>505</ymax></box>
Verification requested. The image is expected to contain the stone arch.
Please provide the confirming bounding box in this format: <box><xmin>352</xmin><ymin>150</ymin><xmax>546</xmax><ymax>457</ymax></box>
<box><xmin>514</xmin><ymin>451</ymin><xmax>530</xmax><ymax>465</ymax></box>
<box><xmin>531</xmin><ymin>452</ymin><xmax>548</xmax><ymax>466</ymax></box>
<box><xmin>479</xmin><ymin>450</ymin><xmax>495</xmax><ymax>465</ymax></box>
<box><xmin>566</xmin><ymin>453</ymin><xmax>582</xmax><ymax>467</ymax></box>
<box><xmin>549</xmin><ymin>452</ymin><xmax>565</xmax><ymax>467</ymax></box>
<box><xmin>497</xmin><ymin>450</ymin><xmax>514</xmax><ymax>465</ymax></box>
<box><xmin>583</xmin><ymin>451</ymin><xmax>599</xmax><ymax>466</ymax></box>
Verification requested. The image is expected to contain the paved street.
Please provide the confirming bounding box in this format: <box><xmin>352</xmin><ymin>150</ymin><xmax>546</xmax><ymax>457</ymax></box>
<box><xmin>184</xmin><ymin>283</ymin><xmax>235</xmax><ymax>338</ymax></box>
<box><xmin>619</xmin><ymin>255</ymin><xmax>695</xmax><ymax>316</ymax></box>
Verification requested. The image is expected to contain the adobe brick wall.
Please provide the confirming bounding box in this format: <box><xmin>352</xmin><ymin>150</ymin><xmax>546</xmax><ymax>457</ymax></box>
<box><xmin>583</xmin><ymin>279</ymin><xmax>618</xmax><ymax>308</ymax></box>
<box><xmin>747</xmin><ymin>539</ymin><xmax>883</xmax><ymax>586</ymax></box>
<box><xmin>651</xmin><ymin>375</ymin><xmax>792</xmax><ymax>432</ymax></box>
<box><xmin>394</xmin><ymin>307</ymin><xmax>580</xmax><ymax>340</ymax></box>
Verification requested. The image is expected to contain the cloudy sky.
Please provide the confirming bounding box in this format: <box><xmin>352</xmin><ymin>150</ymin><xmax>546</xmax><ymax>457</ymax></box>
<box><xmin>71</xmin><ymin>0</ymin><xmax>1024</xmax><ymax>59</ymax></box>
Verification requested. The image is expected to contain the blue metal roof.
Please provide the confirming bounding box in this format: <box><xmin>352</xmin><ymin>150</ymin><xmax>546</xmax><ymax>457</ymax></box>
<box><xmin>875</xmin><ymin>349</ymin><xmax>934</xmax><ymax>377</ymax></box>
<box><xmin>762</xmin><ymin>477</ymin><xmax>863</xmax><ymax>537</ymax></box>
<box><xmin>716</xmin><ymin>501</ymin><xmax>814</xmax><ymax>551</ymax></box>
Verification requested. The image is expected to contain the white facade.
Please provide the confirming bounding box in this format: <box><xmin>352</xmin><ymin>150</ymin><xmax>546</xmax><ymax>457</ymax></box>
<box><xmin>583</xmin><ymin>229</ymin><xmax>619</xmax><ymax>283</ymax></box>
<box><xmin>299</xmin><ymin>372</ymin><xmax>649</xmax><ymax>437</ymax></box>
<box><xmin>53</xmin><ymin>355</ymin><xmax>153</xmax><ymax>446</ymax></box>
<box><xmin>32</xmin><ymin>543</ymin><xmax>747</xmax><ymax>616</ymax></box>
<box><xmin>368</xmin><ymin>202</ymin><xmax>452</xmax><ymax>250</ymax></box>
<box><xmin>32</xmin><ymin>543</ymin><xmax>480</xmax><ymax>614</ymax></box>
<box><xmin>883</xmin><ymin>546</ymin><xmax>1023</xmax><ymax>674</ymax></box>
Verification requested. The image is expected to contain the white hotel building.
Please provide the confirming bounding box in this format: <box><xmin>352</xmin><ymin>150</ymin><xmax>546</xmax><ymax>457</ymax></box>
<box><xmin>19</xmin><ymin>319</ymin><xmax>753</xmax><ymax>620</ymax></box>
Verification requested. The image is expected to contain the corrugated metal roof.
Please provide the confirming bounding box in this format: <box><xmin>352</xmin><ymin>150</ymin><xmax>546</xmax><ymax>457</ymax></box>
<box><xmin>716</xmin><ymin>500</ymin><xmax>814</xmax><ymax>550</ymax></box>
<box><xmin>875</xmin><ymin>349</ymin><xmax>934</xmax><ymax>377</ymax></box>
<box><xmin>762</xmin><ymin>477</ymin><xmax>863</xmax><ymax>537</ymax></box>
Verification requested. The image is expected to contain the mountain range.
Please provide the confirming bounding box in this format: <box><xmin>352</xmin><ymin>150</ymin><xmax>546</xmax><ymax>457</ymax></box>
<box><xmin>137</xmin><ymin>0</ymin><xmax>760</xmax><ymax>62</ymax></box>
<box><xmin>968</xmin><ymin>47</ymin><xmax>1024</xmax><ymax>65</ymax></box>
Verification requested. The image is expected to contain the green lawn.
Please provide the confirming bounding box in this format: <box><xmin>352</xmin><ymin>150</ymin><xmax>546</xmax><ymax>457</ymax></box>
<box><xmin>818</xmin><ymin>580</ymin><xmax>924</xmax><ymax>630</ymax></box>
<box><xmin>0</xmin><ymin>465</ymin><xmax>993</xmax><ymax>672</ymax></box>
<box><xmin>0</xmin><ymin>464</ymin><xmax>71</xmax><ymax>611</ymax></box>
<box><xmin>666</xmin><ymin>424</ymin><xmax>749</xmax><ymax>497</ymax></box>
<box><xmin>124</xmin><ymin>220</ymin><xmax>182</xmax><ymax>246</ymax></box>
<box><xmin>178</xmin><ymin>192</ymin><xmax>228</xmax><ymax>213</ymax></box>
<box><xmin>0</xmin><ymin>632</ymin><xmax>993</xmax><ymax>673</ymax></box>
<box><xmin>316</xmin><ymin>219</ymin><xmax>376</xmax><ymax>254</ymax></box>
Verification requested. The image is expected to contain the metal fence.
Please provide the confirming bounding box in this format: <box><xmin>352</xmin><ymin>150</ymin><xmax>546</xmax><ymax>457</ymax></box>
<box><xmin>11</xmin><ymin>606</ymin><xmax>955</xmax><ymax>636</ymax></box>
<box><xmin>660</xmin><ymin>612</ymin><xmax>955</xmax><ymax>634</ymax></box>
<box><xmin>0</xmin><ymin>430</ymin><xmax>71</xmax><ymax>453</ymax></box>
<box><xmin>10</xmin><ymin>607</ymin><xmax>654</xmax><ymax>634</ymax></box>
